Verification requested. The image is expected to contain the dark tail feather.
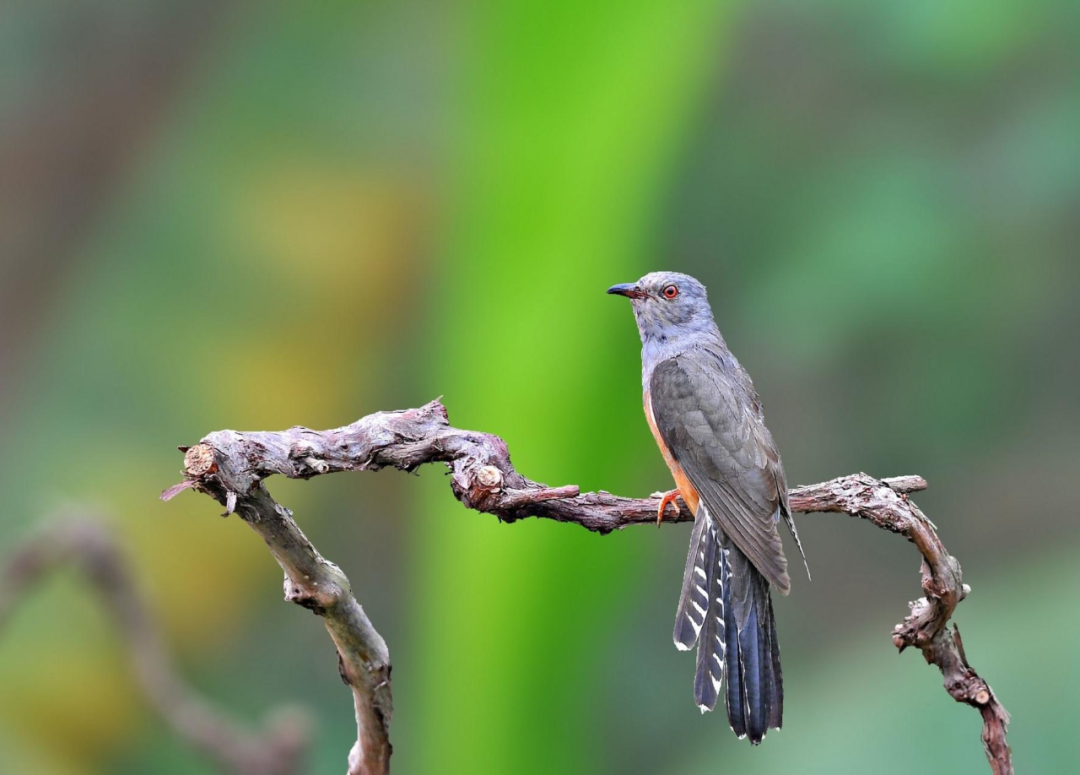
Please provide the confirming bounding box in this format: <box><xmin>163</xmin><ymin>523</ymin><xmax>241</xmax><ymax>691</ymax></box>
<box><xmin>722</xmin><ymin>536</ymin><xmax>783</xmax><ymax>744</ymax></box>
<box><xmin>766</xmin><ymin>591</ymin><xmax>783</xmax><ymax>728</ymax></box>
<box><xmin>724</xmin><ymin>580</ymin><xmax>745</xmax><ymax>738</ymax></box>
<box><xmin>676</xmin><ymin>513</ymin><xmax>783</xmax><ymax>743</ymax></box>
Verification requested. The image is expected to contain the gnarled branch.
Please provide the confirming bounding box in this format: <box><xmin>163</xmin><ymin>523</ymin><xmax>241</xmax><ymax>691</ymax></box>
<box><xmin>789</xmin><ymin>475</ymin><xmax>1012</xmax><ymax>775</ymax></box>
<box><xmin>163</xmin><ymin>399</ymin><xmax>1011</xmax><ymax>775</ymax></box>
<box><xmin>0</xmin><ymin>515</ymin><xmax>309</xmax><ymax>775</ymax></box>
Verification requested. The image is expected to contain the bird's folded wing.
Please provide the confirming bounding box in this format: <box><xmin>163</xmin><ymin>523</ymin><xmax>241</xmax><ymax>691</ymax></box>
<box><xmin>650</xmin><ymin>353</ymin><xmax>790</xmax><ymax>594</ymax></box>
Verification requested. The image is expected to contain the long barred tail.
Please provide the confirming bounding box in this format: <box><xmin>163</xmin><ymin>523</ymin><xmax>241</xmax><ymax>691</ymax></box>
<box><xmin>673</xmin><ymin>509</ymin><xmax>783</xmax><ymax>744</ymax></box>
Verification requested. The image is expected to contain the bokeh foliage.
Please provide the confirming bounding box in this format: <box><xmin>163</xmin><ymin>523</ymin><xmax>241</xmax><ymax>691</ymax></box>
<box><xmin>1</xmin><ymin>1</ymin><xmax>1077</xmax><ymax>773</ymax></box>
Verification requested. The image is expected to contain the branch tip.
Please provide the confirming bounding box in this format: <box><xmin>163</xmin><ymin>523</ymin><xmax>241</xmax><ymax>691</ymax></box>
<box><xmin>160</xmin><ymin>479</ymin><xmax>197</xmax><ymax>501</ymax></box>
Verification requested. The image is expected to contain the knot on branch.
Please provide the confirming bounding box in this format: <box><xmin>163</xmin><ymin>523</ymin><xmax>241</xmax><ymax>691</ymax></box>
<box><xmin>289</xmin><ymin>440</ymin><xmax>331</xmax><ymax>476</ymax></box>
<box><xmin>475</xmin><ymin>465</ymin><xmax>503</xmax><ymax>489</ymax></box>
<box><xmin>284</xmin><ymin>578</ymin><xmax>339</xmax><ymax>616</ymax></box>
<box><xmin>453</xmin><ymin>462</ymin><xmax>506</xmax><ymax>512</ymax></box>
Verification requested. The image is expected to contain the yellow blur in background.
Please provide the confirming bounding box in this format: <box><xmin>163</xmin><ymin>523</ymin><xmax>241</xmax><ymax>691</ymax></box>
<box><xmin>1</xmin><ymin>1</ymin><xmax>1078</xmax><ymax>773</ymax></box>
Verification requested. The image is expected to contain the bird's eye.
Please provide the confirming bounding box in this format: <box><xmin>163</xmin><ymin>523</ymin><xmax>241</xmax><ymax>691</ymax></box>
<box><xmin>662</xmin><ymin>284</ymin><xmax>679</xmax><ymax>299</ymax></box>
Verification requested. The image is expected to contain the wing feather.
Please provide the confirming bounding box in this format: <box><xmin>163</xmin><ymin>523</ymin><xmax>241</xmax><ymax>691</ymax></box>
<box><xmin>650</xmin><ymin>353</ymin><xmax>791</xmax><ymax>592</ymax></box>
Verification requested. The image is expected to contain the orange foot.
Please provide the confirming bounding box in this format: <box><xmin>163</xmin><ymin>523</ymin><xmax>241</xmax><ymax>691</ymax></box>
<box><xmin>656</xmin><ymin>489</ymin><xmax>681</xmax><ymax>527</ymax></box>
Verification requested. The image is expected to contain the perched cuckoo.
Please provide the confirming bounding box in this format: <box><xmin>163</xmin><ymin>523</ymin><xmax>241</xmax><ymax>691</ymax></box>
<box><xmin>608</xmin><ymin>271</ymin><xmax>807</xmax><ymax>744</ymax></box>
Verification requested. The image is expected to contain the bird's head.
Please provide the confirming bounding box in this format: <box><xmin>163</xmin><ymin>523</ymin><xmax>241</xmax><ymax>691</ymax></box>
<box><xmin>607</xmin><ymin>271</ymin><xmax>717</xmax><ymax>346</ymax></box>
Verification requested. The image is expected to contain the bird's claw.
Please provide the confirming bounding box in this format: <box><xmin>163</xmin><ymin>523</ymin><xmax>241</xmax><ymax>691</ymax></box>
<box><xmin>656</xmin><ymin>489</ymin><xmax>681</xmax><ymax>527</ymax></box>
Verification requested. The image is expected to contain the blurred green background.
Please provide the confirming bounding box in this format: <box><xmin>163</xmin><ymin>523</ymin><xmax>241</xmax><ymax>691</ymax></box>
<box><xmin>1</xmin><ymin>0</ymin><xmax>1078</xmax><ymax>773</ymax></box>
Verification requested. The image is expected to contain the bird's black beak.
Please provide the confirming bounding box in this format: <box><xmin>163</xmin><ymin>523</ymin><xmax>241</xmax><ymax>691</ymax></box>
<box><xmin>607</xmin><ymin>283</ymin><xmax>646</xmax><ymax>299</ymax></box>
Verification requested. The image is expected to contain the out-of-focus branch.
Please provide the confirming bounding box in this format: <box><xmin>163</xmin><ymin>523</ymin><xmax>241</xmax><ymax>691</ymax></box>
<box><xmin>0</xmin><ymin>516</ymin><xmax>309</xmax><ymax>775</ymax></box>
<box><xmin>164</xmin><ymin>398</ymin><xmax>1010</xmax><ymax>775</ymax></box>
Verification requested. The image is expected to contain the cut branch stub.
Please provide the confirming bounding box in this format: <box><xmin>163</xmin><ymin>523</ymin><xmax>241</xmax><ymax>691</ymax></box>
<box><xmin>183</xmin><ymin>443</ymin><xmax>217</xmax><ymax>477</ymax></box>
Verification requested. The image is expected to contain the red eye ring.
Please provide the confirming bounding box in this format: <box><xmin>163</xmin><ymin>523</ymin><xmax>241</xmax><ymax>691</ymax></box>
<box><xmin>662</xmin><ymin>284</ymin><xmax>679</xmax><ymax>299</ymax></box>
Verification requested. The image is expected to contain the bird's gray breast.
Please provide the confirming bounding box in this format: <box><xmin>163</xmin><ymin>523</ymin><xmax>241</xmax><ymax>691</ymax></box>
<box><xmin>640</xmin><ymin>331</ymin><xmax>723</xmax><ymax>392</ymax></box>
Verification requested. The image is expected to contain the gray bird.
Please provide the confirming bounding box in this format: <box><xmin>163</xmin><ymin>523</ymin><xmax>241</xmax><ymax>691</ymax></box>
<box><xmin>608</xmin><ymin>271</ymin><xmax>806</xmax><ymax>744</ymax></box>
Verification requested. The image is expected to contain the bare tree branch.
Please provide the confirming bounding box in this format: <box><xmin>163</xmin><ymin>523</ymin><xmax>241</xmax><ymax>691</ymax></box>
<box><xmin>0</xmin><ymin>515</ymin><xmax>309</xmax><ymax>775</ymax></box>
<box><xmin>163</xmin><ymin>398</ymin><xmax>1011</xmax><ymax>775</ymax></box>
<box><xmin>789</xmin><ymin>474</ymin><xmax>1012</xmax><ymax>775</ymax></box>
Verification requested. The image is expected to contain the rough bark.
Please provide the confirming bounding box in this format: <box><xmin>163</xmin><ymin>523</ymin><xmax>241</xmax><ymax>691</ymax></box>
<box><xmin>789</xmin><ymin>474</ymin><xmax>1012</xmax><ymax>775</ymax></box>
<box><xmin>163</xmin><ymin>399</ymin><xmax>1011</xmax><ymax>775</ymax></box>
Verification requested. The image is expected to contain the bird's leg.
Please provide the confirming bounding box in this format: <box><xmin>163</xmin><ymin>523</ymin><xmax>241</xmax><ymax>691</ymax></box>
<box><xmin>655</xmin><ymin>489</ymin><xmax>682</xmax><ymax>527</ymax></box>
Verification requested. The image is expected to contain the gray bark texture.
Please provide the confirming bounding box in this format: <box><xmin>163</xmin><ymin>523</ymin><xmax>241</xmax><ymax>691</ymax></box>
<box><xmin>162</xmin><ymin>398</ymin><xmax>1011</xmax><ymax>775</ymax></box>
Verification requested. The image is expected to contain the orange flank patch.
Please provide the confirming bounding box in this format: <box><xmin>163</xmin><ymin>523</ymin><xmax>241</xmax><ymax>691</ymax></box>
<box><xmin>644</xmin><ymin>390</ymin><xmax>700</xmax><ymax>515</ymax></box>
